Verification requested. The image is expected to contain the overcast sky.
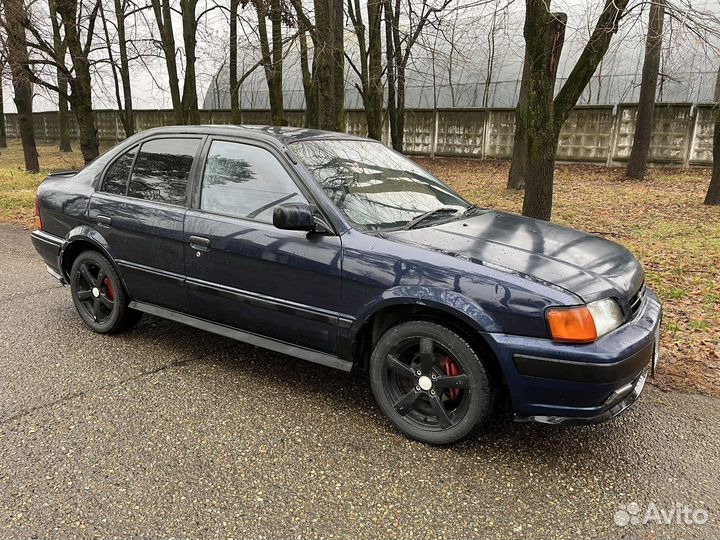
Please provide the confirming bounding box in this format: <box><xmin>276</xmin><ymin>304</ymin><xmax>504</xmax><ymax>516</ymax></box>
<box><xmin>2</xmin><ymin>0</ymin><xmax>719</xmax><ymax>114</ymax></box>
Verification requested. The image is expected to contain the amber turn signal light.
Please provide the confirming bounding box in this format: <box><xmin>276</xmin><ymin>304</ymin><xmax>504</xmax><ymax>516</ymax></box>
<box><xmin>546</xmin><ymin>306</ymin><xmax>598</xmax><ymax>343</ymax></box>
<box><xmin>34</xmin><ymin>193</ymin><xmax>42</xmax><ymax>230</ymax></box>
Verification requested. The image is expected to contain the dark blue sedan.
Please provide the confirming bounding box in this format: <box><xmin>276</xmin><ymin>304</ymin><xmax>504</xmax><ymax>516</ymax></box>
<box><xmin>31</xmin><ymin>126</ymin><xmax>662</xmax><ymax>444</ymax></box>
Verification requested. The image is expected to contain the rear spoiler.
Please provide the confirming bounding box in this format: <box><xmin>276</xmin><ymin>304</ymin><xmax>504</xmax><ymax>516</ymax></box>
<box><xmin>46</xmin><ymin>170</ymin><xmax>80</xmax><ymax>177</ymax></box>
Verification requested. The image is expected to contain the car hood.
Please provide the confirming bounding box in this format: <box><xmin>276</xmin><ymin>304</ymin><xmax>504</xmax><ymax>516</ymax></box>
<box><xmin>384</xmin><ymin>210</ymin><xmax>644</xmax><ymax>302</ymax></box>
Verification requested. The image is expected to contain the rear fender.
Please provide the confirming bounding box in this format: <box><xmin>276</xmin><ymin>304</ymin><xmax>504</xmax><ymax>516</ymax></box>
<box><xmin>59</xmin><ymin>226</ymin><xmax>128</xmax><ymax>291</ymax></box>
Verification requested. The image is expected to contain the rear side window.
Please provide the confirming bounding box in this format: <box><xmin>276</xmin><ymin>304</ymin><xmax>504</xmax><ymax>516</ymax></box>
<box><xmin>101</xmin><ymin>146</ymin><xmax>136</xmax><ymax>195</ymax></box>
<box><xmin>128</xmin><ymin>138</ymin><xmax>200</xmax><ymax>205</ymax></box>
<box><xmin>200</xmin><ymin>140</ymin><xmax>306</xmax><ymax>222</ymax></box>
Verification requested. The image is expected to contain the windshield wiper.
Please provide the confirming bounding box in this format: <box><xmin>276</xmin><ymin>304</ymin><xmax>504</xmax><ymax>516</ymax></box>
<box><xmin>404</xmin><ymin>207</ymin><xmax>459</xmax><ymax>230</ymax></box>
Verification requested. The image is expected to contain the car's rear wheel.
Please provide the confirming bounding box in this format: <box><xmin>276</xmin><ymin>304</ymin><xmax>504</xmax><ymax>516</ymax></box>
<box><xmin>370</xmin><ymin>321</ymin><xmax>494</xmax><ymax>445</ymax></box>
<box><xmin>70</xmin><ymin>251</ymin><xmax>141</xmax><ymax>333</ymax></box>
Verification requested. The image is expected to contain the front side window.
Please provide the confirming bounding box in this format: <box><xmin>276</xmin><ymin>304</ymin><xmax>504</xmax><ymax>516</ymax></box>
<box><xmin>200</xmin><ymin>141</ymin><xmax>307</xmax><ymax>222</ymax></box>
<box><xmin>128</xmin><ymin>138</ymin><xmax>200</xmax><ymax>205</ymax></box>
<box><xmin>101</xmin><ymin>146</ymin><xmax>136</xmax><ymax>195</ymax></box>
<box><xmin>290</xmin><ymin>139</ymin><xmax>470</xmax><ymax>231</ymax></box>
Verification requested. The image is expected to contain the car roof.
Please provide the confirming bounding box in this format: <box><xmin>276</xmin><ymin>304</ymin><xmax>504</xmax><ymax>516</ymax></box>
<box><xmin>134</xmin><ymin>124</ymin><xmax>368</xmax><ymax>147</ymax></box>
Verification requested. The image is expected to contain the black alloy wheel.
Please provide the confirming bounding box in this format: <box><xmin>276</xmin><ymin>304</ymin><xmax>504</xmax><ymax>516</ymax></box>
<box><xmin>70</xmin><ymin>251</ymin><xmax>141</xmax><ymax>333</ymax></box>
<box><xmin>370</xmin><ymin>321</ymin><xmax>493</xmax><ymax>445</ymax></box>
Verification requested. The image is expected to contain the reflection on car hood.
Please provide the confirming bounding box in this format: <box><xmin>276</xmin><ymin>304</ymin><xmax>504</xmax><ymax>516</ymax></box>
<box><xmin>384</xmin><ymin>210</ymin><xmax>644</xmax><ymax>301</ymax></box>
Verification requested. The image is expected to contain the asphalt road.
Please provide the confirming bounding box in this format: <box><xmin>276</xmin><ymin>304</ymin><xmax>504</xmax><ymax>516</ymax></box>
<box><xmin>0</xmin><ymin>223</ymin><xmax>719</xmax><ymax>539</ymax></box>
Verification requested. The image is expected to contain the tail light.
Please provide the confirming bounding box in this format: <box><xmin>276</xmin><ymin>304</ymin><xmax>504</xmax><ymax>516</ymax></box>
<box><xmin>34</xmin><ymin>193</ymin><xmax>42</xmax><ymax>230</ymax></box>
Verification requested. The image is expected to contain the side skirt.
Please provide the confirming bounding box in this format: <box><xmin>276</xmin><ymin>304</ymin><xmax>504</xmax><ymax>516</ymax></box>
<box><xmin>129</xmin><ymin>301</ymin><xmax>354</xmax><ymax>373</ymax></box>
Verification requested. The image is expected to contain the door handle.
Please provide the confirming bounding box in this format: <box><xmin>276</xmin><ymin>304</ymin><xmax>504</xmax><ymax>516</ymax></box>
<box><xmin>96</xmin><ymin>214</ymin><xmax>112</xmax><ymax>227</ymax></box>
<box><xmin>189</xmin><ymin>235</ymin><xmax>210</xmax><ymax>251</ymax></box>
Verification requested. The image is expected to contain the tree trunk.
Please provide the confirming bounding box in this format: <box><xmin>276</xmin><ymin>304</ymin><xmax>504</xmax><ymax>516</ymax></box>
<box><xmin>115</xmin><ymin>0</ymin><xmax>135</xmax><ymax>136</ymax></box>
<box><xmin>391</xmin><ymin>0</ymin><xmax>404</xmax><ymax>151</ymax></box>
<box><xmin>229</xmin><ymin>0</ymin><xmax>241</xmax><ymax>124</ymax></box>
<box><xmin>516</xmin><ymin>0</ymin><xmax>629</xmax><ymax>220</ymax></box>
<box><xmin>3</xmin><ymin>0</ymin><xmax>39</xmax><ymax>172</ymax></box>
<box><xmin>626</xmin><ymin>0</ymin><xmax>665</xmax><ymax>180</ymax></box>
<box><xmin>507</xmin><ymin>59</ymin><xmax>531</xmax><ymax>189</ymax></box>
<box><xmin>705</xmin><ymin>104</ymin><xmax>720</xmax><ymax>205</ymax></box>
<box><xmin>0</xmin><ymin>64</ymin><xmax>7</xmax><ymax>149</ymax></box>
<box><xmin>366</xmin><ymin>0</ymin><xmax>382</xmax><ymax>140</ymax></box>
<box><xmin>519</xmin><ymin>4</ymin><xmax>566</xmax><ymax>221</ymax></box>
<box><xmin>290</xmin><ymin>0</ymin><xmax>317</xmax><ymax>128</ymax></box>
<box><xmin>332</xmin><ymin>0</ymin><xmax>344</xmax><ymax>131</ymax></box>
<box><xmin>151</xmin><ymin>0</ymin><xmax>183</xmax><ymax>124</ymax></box>
<box><xmin>49</xmin><ymin>0</ymin><xmax>72</xmax><ymax>151</ymax></box>
<box><xmin>56</xmin><ymin>0</ymin><xmax>100</xmax><ymax>163</ymax></box>
<box><xmin>384</xmin><ymin>0</ymin><xmax>399</xmax><ymax>148</ymax></box>
<box><xmin>57</xmin><ymin>74</ymin><xmax>72</xmax><ymax>151</ymax></box>
<box><xmin>180</xmin><ymin>0</ymin><xmax>199</xmax><ymax>124</ymax></box>
<box><xmin>314</xmin><ymin>0</ymin><xmax>343</xmax><ymax>131</ymax></box>
<box><xmin>256</xmin><ymin>0</ymin><xmax>286</xmax><ymax>126</ymax></box>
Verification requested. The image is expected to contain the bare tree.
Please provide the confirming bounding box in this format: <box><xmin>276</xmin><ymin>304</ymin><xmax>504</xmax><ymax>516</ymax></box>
<box><xmin>347</xmin><ymin>0</ymin><xmax>383</xmax><ymax>140</ymax></box>
<box><xmin>291</xmin><ymin>0</ymin><xmax>318</xmax><ymax>127</ymax></box>
<box><xmin>150</xmin><ymin>0</ymin><xmax>200</xmax><ymax>124</ymax></box>
<box><xmin>384</xmin><ymin>0</ymin><xmax>453</xmax><ymax>152</ymax></box>
<box><xmin>626</xmin><ymin>0</ymin><xmax>666</xmax><ymax>180</ymax></box>
<box><xmin>252</xmin><ymin>0</ymin><xmax>286</xmax><ymax>125</ymax></box>
<box><xmin>510</xmin><ymin>0</ymin><xmax>629</xmax><ymax>220</ymax></box>
<box><xmin>230</xmin><ymin>0</ymin><xmax>241</xmax><ymax>122</ymax></box>
<box><xmin>314</xmin><ymin>0</ymin><xmax>344</xmax><ymax>131</ymax></box>
<box><xmin>0</xmin><ymin>56</ymin><xmax>7</xmax><ymax>148</ymax></box>
<box><xmin>48</xmin><ymin>0</ymin><xmax>71</xmax><ymax>151</ymax></box>
<box><xmin>1</xmin><ymin>0</ymin><xmax>39</xmax><ymax>171</ymax></box>
<box><xmin>99</xmin><ymin>0</ymin><xmax>136</xmax><ymax>137</ymax></box>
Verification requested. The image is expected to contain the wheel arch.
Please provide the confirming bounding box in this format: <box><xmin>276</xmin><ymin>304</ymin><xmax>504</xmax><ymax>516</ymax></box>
<box><xmin>59</xmin><ymin>226</ymin><xmax>129</xmax><ymax>292</ymax></box>
<box><xmin>349</xmin><ymin>293</ymin><xmax>504</xmax><ymax>383</ymax></box>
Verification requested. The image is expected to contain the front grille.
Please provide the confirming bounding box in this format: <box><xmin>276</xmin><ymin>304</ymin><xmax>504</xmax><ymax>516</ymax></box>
<box><xmin>629</xmin><ymin>283</ymin><xmax>646</xmax><ymax>319</ymax></box>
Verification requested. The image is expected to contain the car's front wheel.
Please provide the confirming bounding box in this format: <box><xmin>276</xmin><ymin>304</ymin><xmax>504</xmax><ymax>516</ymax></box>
<box><xmin>370</xmin><ymin>320</ymin><xmax>494</xmax><ymax>445</ymax></box>
<box><xmin>70</xmin><ymin>251</ymin><xmax>141</xmax><ymax>333</ymax></box>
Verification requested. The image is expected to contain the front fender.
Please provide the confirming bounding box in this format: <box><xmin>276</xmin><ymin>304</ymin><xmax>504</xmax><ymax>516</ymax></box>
<box><xmin>347</xmin><ymin>285</ymin><xmax>502</xmax><ymax>343</ymax></box>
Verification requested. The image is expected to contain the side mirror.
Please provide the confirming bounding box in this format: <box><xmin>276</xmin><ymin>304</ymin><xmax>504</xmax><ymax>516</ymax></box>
<box><xmin>273</xmin><ymin>202</ymin><xmax>317</xmax><ymax>231</ymax></box>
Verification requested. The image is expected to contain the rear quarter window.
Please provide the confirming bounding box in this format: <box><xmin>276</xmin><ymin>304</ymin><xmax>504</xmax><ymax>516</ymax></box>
<box><xmin>128</xmin><ymin>138</ymin><xmax>201</xmax><ymax>206</ymax></box>
<box><xmin>101</xmin><ymin>147</ymin><xmax>137</xmax><ymax>195</ymax></box>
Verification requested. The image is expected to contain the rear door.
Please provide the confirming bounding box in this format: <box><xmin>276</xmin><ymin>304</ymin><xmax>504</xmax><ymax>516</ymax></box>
<box><xmin>88</xmin><ymin>136</ymin><xmax>203</xmax><ymax>312</ymax></box>
<box><xmin>183</xmin><ymin>137</ymin><xmax>342</xmax><ymax>353</ymax></box>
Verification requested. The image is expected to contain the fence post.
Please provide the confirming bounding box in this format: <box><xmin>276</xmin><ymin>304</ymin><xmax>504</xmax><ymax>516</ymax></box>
<box><xmin>684</xmin><ymin>105</ymin><xmax>696</xmax><ymax>168</ymax></box>
<box><xmin>431</xmin><ymin>109</ymin><xmax>439</xmax><ymax>158</ymax></box>
<box><xmin>482</xmin><ymin>109</ymin><xmax>491</xmax><ymax>160</ymax></box>
<box><xmin>607</xmin><ymin>104</ymin><xmax>621</xmax><ymax>166</ymax></box>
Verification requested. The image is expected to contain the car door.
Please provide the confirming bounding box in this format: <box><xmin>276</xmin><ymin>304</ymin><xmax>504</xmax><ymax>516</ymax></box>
<box><xmin>184</xmin><ymin>137</ymin><xmax>342</xmax><ymax>353</ymax></box>
<box><xmin>88</xmin><ymin>136</ymin><xmax>203</xmax><ymax>312</ymax></box>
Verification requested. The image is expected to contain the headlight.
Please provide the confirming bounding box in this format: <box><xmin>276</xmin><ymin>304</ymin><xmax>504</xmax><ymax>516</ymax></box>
<box><xmin>546</xmin><ymin>298</ymin><xmax>623</xmax><ymax>343</ymax></box>
<box><xmin>586</xmin><ymin>298</ymin><xmax>624</xmax><ymax>338</ymax></box>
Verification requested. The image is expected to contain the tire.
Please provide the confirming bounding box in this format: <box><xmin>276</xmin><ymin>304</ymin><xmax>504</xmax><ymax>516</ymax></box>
<box><xmin>69</xmin><ymin>251</ymin><xmax>141</xmax><ymax>334</ymax></box>
<box><xmin>369</xmin><ymin>320</ymin><xmax>494</xmax><ymax>445</ymax></box>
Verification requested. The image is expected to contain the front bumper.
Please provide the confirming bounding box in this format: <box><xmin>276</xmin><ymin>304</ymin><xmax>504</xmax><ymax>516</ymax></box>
<box><xmin>487</xmin><ymin>288</ymin><xmax>662</xmax><ymax>423</ymax></box>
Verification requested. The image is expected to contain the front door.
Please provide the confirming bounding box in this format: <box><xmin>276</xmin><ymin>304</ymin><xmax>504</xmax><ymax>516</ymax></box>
<box><xmin>88</xmin><ymin>136</ymin><xmax>203</xmax><ymax>312</ymax></box>
<box><xmin>184</xmin><ymin>138</ymin><xmax>343</xmax><ymax>354</ymax></box>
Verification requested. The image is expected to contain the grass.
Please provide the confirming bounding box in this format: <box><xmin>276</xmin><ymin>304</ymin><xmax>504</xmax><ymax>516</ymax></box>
<box><xmin>0</xmin><ymin>141</ymin><xmax>87</xmax><ymax>226</ymax></box>
<box><xmin>1</xmin><ymin>141</ymin><xmax>718</xmax><ymax>396</ymax></box>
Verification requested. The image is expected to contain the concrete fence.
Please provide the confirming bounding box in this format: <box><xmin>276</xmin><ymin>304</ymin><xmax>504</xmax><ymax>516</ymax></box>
<box><xmin>2</xmin><ymin>102</ymin><xmax>716</xmax><ymax>166</ymax></box>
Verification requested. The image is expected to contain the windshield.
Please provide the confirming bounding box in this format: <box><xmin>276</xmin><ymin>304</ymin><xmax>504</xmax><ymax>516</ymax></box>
<box><xmin>290</xmin><ymin>139</ymin><xmax>471</xmax><ymax>231</ymax></box>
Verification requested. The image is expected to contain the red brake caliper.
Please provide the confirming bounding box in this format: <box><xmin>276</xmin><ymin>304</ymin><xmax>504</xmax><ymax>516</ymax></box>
<box><xmin>103</xmin><ymin>277</ymin><xmax>115</xmax><ymax>300</ymax></box>
<box><xmin>441</xmin><ymin>356</ymin><xmax>461</xmax><ymax>400</ymax></box>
